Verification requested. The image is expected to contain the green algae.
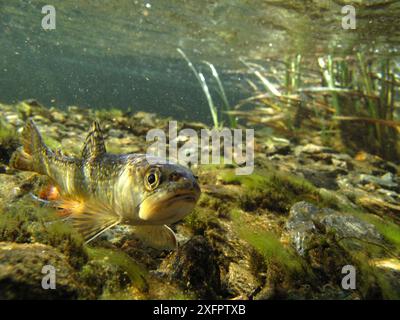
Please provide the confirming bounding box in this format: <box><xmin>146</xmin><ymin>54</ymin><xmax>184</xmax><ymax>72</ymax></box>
<box><xmin>79</xmin><ymin>260</ymin><xmax>133</xmax><ymax>299</ymax></box>
<box><xmin>230</xmin><ymin>209</ymin><xmax>304</xmax><ymax>274</ymax></box>
<box><xmin>0</xmin><ymin>195</ymin><xmax>53</xmax><ymax>243</ymax></box>
<box><xmin>0</xmin><ymin>119</ymin><xmax>16</xmax><ymax>143</ymax></box>
<box><xmin>242</xmin><ymin>229</ymin><xmax>303</xmax><ymax>273</ymax></box>
<box><xmin>200</xmin><ymin>161</ymin><xmax>236</xmax><ymax>172</ymax></box>
<box><xmin>168</xmin><ymin>292</ymin><xmax>193</xmax><ymax>300</ymax></box>
<box><xmin>86</xmin><ymin>247</ymin><xmax>148</xmax><ymax>292</ymax></box>
<box><xmin>183</xmin><ymin>192</ymin><xmax>232</xmax><ymax>235</ymax></box>
<box><xmin>0</xmin><ymin>118</ymin><xmax>19</xmax><ymax>164</ymax></box>
<box><xmin>183</xmin><ymin>206</ymin><xmax>219</xmax><ymax>235</ymax></box>
<box><xmin>1</xmin><ymin>193</ymin><xmax>87</xmax><ymax>269</ymax></box>
<box><xmin>99</xmin><ymin>290</ymin><xmax>135</xmax><ymax>300</ymax></box>
<box><xmin>351</xmin><ymin>211</ymin><xmax>400</xmax><ymax>255</ymax></box>
<box><xmin>32</xmin><ymin>221</ymin><xmax>88</xmax><ymax>269</ymax></box>
<box><xmin>0</xmin><ymin>211</ymin><xmax>32</xmax><ymax>243</ymax></box>
<box><xmin>16</xmin><ymin>102</ymin><xmax>33</xmax><ymax>120</ymax></box>
<box><xmin>104</xmin><ymin>143</ymin><xmax>125</xmax><ymax>154</ymax></box>
<box><xmin>0</xmin><ymin>194</ymin><xmax>88</xmax><ymax>269</ymax></box>
<box><xmin>42</xmin><ymin>135</ymin><xmax>62</xmax><ymax>151</ymax></box>
<box><xmin>230</xmin><ymin>209</ymin><xmax>312</xmax><ymax>298</ymax></box>
<box><xmin>220</xmin><ymin>169</ymin><xmax>336</xmax><ymax>214</ymax></box>
<box><xmin>197</xmin><ymin>193</ymin><xmax>232</xmax><ymax>218</ymax></box>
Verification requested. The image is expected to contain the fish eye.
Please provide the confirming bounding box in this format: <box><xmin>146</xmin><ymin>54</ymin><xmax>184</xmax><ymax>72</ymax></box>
<box><xmin>144</xmin><ymin>168</ymin><xmax>160</xmax><ymax>190</ymax></box>
<box><xmin>148</xmin><ymin>173</ymin><xmax>156</xmax><ymax>184</ymax></box>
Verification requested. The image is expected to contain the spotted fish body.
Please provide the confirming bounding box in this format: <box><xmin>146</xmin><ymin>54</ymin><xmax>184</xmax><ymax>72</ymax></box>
<box><xmin>10</xmin><ymin>120</ymin><xmax>201</xmax><ymax>248</ymax></box>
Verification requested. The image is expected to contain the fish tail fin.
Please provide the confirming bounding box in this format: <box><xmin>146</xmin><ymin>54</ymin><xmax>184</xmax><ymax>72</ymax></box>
<box><xmin>9</xmin><ymin>146</ymin><xmax>34</xmax><ymax>171</ymax></box>
<box><xmin>10</xmin><ymin>119</ymin><xmax>50</xmax><ymax>174</ymax></box>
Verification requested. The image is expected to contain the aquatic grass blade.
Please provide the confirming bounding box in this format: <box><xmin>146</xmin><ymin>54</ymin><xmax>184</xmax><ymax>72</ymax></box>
<box><xmin>177</xmin><ymin>48</ymin><xmax>219</xmax><ymax>128</ymax></box>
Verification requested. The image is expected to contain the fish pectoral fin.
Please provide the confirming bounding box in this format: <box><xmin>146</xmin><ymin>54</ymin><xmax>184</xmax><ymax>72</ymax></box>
<box><xmin>58</xmin><ymin>198</ymin><xmax>121</xmax><ymax>243</ymax></box>
<box><xmin>132</xmin><ymin>225</ymin><xmax>177</xmax><ymax>250</ymax></box>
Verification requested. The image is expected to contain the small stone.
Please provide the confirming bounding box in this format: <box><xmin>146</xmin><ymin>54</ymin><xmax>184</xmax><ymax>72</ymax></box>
<box><xmin>359</xmin><ymin>173</ymin><xmax>398</xmax><ymax>190</ymax></box>
<box><xmin>294</xmin><ymin>144</ymin><xmax>333</xmax><ymax>156</ymax></box>
<box><xmin>299</xmin><ymin>168</ymin><xmax>339</xmax><ymax>190</ymax></box>
<box><xmin>286</xmin><ymin>201</ymin><xmax>320</xmax><ymax>256</ymax></box>
<box><xmin>225</xmin><ymin>261</ymin><xmax>260</xmax><ymax>297</ymax></box>
<box><xmin>266</xmin><ymin>144</ymin><xmax>291</xmax><ymax>156</ymax></box>
<box><xmin>107</xmin><ymin>129</ymin><xmax>125</xmax><ymax>138</ymax></box>
<box><xmin>51</xmin><ymin>111</ymin><xmax>66</xmax><ymax>123</ymax></box>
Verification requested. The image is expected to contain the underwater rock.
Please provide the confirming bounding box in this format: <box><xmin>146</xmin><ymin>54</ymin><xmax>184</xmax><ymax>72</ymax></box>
<box><xmin>371</xmin><ymin>258</ymin><xmax>400</xmax><ymax>295</ymax></box>
<box><xmin>376</xmin><ymin>188</ymin><xmax>400</xmax><ymax>202</ymax></box>
<box><xmin>3</xmin><ymin>113</ymin><xmax>23</xmax><ymax>127</ymax></box>
<box><xmin>131</xmin><ymin>111</ymin><xmax>157</xmax><ymax>127</ymax></box>
<box><xmin>79</xmin><ymin>260</ymin><xmax>132</xmax><ymax>298</ymax></box>
<box><xmin>265</xmin><ymin>144</ymin><xmax>292</xmax><ymax>156</ymax></box>
<box><xmin>294</xmin><ymin>143</ymin><xmax>334</xmax><ymax>156</ymax></box>
<box><xmin>318</xmin><ymin>188</ymin><xmax>358</xmax><ymax>210</ymax></box>
<box><xmin>158</xmin><ymin>236</ymin><xmax>221</xmax><ymax>299</ymax></box>
<box><xmin>16</xmin><ymin>100</ymin><xmax>47</xmax><ymax>120</ymax></box>
<box><xmin>206</xmin><ymin>220</ymin><xmax>263</xmax><ymax>299</ymax></box>
<box><xmin>356</xmin><ymin>196</ymin><xmax>400</xmax><ymax>224</ymax></box>
<box><xmin>181</xmin><ymin>121</ymin><xmax>208</xmax><ymax>131</ymax></box>
<box><xmin>286</xmin><ymin>201</ymin><xmax>383</xmax><ymax>256</ymax></box>
<box><xmin>298</xmin><ymin>168</ymin><xmax>340</xmax><ymax>190</ymax></box>
<box><xmin>319</xmin><ymin>213</ymin><xmax>382</xmax><ymax>242</ymax></box>
<box><xmin>369</xmin><ymin>158</ymin><xmax>398</xmax><ymax>175</ymax></box>
<box><xmin>0</xmin><ymin>242</ymin><xmax>87</xmax><ymax>299</ymax></box>
<box><xmin>286</xmin><ymin>201</ymin><xmax>320</xmax><ymax>256</ymax></box>
<box><xmin>107</xmin><ymin>128</ymin><xmax>125</xmax><ymax>138</ymax></box>
<box><xmin>224</xmin><ymin>260</ymin><xmax>260</xmax><ymax>298</ymax></box>
<box><xmin>1</xmin><ymin>100</ymin><xmax>399</xmax><ymax>300</ymax></box>
<box><xmin>0</xmin><ymin>172</ymin><xmax>31</xmax><ymax>204</ymax></box>
<box><xmin>50</xmin><ymin>110</ymin><xmax>66</xmax><ymax>123</ymax></box>
<box><xmin>359</xmin><ymin>173</ymin><xmax>398</xmax><ymax>191</ymax></box>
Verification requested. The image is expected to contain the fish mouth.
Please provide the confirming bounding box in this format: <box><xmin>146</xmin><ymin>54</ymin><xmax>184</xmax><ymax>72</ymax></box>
<box><xmin>138</xmin><ymin>189</ymin><xmax>199</xmax><ymax>223</ymax></box>
<box><xmin>166</xmin><ymin>192</ymin><xmax>198</xmax><ymax>203</ymax></box>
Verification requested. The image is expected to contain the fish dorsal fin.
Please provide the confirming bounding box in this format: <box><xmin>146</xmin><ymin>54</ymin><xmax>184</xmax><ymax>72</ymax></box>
<box><xmin>57</xmin><ymin>198</ymin><xmax>121</xmax><ymax>243</ymax></box>
<box><xmin>82</xmin><ymin>121</ymin><xmax>106</xmax><ymax>159</ymax></box>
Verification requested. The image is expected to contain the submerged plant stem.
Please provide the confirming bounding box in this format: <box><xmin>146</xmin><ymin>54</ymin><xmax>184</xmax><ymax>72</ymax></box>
<box><xmin>177</xmin><ymin>48</ymin><xmax>219</xmax><ymax>128</ymax></box>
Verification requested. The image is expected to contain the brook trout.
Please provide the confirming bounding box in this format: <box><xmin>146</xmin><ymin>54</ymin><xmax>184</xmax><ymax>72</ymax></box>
<box><xmin>10</xmin><ymin>119</ymin><xmax>201</xmax><ymax>249</ymax></box>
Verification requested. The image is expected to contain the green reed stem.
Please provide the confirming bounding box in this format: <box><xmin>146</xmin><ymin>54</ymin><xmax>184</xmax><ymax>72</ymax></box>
<box><xmin>177</xmin><ymin>48</ymin><xmax>219</xmax><ymax>128</ymax></box>
<box><xmin>203</xmin><ymin>61</ymin><xmax>236</xmax><ymax>127</ymax></box>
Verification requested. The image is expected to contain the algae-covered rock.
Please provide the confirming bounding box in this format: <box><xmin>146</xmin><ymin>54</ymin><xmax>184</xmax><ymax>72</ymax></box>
<box><xmin>319</xmin><ymin>213</ymin><xmax>383</xmax><ymax>243</ymax></box>
<box><xmin>0</xmin><ymin>242</ymin><xmax>87</xmax><ymax>299</ymax></box>
<box><xmin>31</xmin><ymin>222</ymin><xmax>89</xmax><ymax>270</ymax></box>
<box><xmin>220</xmin><ymin>169</ymin><xmax>335</xmax><ymax>214</ymax></box>
<box><xmin>225</xmin><ymin>261</ymin><xmax>260</xmax><ymax>298</ymax></box>
<box><xmin>84</xmin><ymin>246</ymin><xmax>149</xmax><ymax>297</ymax></box>
<box><xmin>158</xmin><ymin>236</ymin><xmax>221</xmax><ymax>299</ymax></box>
<box><xmin>79</xmin><ymin>260</ymin><xmax>132</xmax><ymax>298</ymax></box>
<box><xmin>286</xmin><ymin>201</ymin><xmax>384</xmax><ymax>256</ymax></box>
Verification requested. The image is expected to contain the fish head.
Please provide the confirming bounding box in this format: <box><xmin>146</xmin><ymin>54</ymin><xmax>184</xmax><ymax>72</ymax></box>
<box><xmin>133</xmin><ymin>158</ymin><xmax>200</xmax><ymax>225</ymax></box>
